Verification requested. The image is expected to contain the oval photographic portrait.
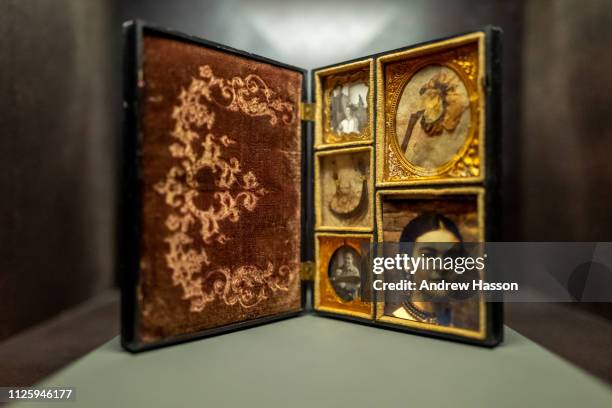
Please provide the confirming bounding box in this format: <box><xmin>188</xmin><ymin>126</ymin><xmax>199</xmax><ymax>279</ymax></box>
<box><xmin>395</xmin><ymin>65</ymin><xmax>471</xmax><ymax>170</ymax></box>
<box><xmin>328</xmin><ymin>245</ymin><xmax>362</xmax><ymax>302</ymax></box>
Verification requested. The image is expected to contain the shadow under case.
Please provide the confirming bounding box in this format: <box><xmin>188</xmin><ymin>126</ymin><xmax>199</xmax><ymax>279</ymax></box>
<box><xmin>120</xmin><ymin>21</ymin><xmax>503</xmax><ymax>352</ymax></box>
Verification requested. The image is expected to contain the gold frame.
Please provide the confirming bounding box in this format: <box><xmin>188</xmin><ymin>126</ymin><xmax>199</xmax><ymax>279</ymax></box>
<box><xmin>375</xmin><ymin>32</ymin><xmax>486</xmax><ymax>187</ymax></box>
<box><xmin>315</xmin><ymin>59</ymin><xmax>375</xmax><ymax>150</ymax></box>
<box><xmin>314</xmin><ymin>146</ymin><xmax>374</xmax><ymax>232</ymax></box>
<box><xmin>374</xmin><ymin>187</ymin><xmax>486</xmax><ymax>340</ymax></box>
<box><xmin>314</xmin><ymin>232</ymin><xmax>374</xmax><ymax>319</ymax></box>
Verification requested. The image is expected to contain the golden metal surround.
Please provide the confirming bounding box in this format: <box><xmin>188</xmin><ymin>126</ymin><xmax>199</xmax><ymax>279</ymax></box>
<box><xmin>300</xmin><ymin>261</ymin><xmax>315</xmax><ymax>281</ymax></box>
<box><xmin>300</xmin><ymin>102</ymin><xmax>316</xmax><ymax>122</ymax></box>
<box><xmin>309</xmin><ymin>31</ymin><xmax>493</xmax><ymax>341</ymax></box>
<box><xmin>314</xmin><ymin>232</ymin><xmax>374</xmax><ymax>319</ymax></box>
<box><xmin>314</xmin><ymin>146</ymin><xmax>374</xmax><ymax>232</ymax></box>
<box><xmin>314</xmin><ymin>59</ymin><xmax>374</xmax><ymax>150</ymax></box>
<box><xmin>375</xmin><ymin>32</ymin><xmax>486</xmax><ymax>187</ymax></box>
<box><xmin>374</xmin><ymin>187</ymin><xmax>486</xmax><ymax>340</ymax></box>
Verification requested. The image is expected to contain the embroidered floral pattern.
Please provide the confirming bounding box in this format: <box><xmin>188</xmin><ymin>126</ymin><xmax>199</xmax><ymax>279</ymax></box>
<box><xmin>154</xmin><ymin>65</ymin><xmax>296</xmax><ymax>312</ymax></box>
<box><xmin>197</xmin><ymin>65</ymin><xmax>296</xmax><ymax>126</ymax></box>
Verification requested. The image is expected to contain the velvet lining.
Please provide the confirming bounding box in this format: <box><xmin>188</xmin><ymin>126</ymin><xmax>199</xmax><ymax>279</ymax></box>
<box><xmin>137</xmin><ymin>34</ymin><xmax>302</xmax><ymax>343</ymax></box>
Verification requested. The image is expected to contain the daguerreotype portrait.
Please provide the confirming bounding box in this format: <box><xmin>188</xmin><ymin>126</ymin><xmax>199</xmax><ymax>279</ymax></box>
<box><xmin>122</xmin><ymin>24</ymin><xmax>303</xmax><ymax>350</ymax></box>
<box><xmin>330</xmin><ymin>83</ymin><xmax>368</xmax><ymax>134</ymax></box>
<box><xmin>315</xmin><ymin>147</ymin><xmax>373</xmax><ymax>231</ymax></box>
<box><xmin>329</xmin><ymin>245</ymin><xmax>362</xmax><ymax>301</ymax></box>
<box><xmin>314</xmin><ymin>234</ymin><xmax>373</xmax><ymax>319</ymax></box>
<box><xmin>375</xmin><ymin>188</ymin><xmax>485</xmax><ymax>340</ymax></box>
<box><xmin>377</xmin><ymin>33</ymin><xmax>484</xmax><ymax>186</ymax></box>
<box><xmin>315</xmin><ymin>60</ymin><xmax>373</xmax><ymax>148</ymax></box>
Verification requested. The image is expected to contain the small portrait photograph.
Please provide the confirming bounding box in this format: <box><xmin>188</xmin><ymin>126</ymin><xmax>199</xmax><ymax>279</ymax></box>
<box><xmin>330</xmin><ymin>82</ymin><xmax>369</xmax><ymax>134</ymax></box>
<box><xmin>328</xmin><ymin>245</ymin><xmax>362</xmax><ymax>301</ymax></box>
<box><xmin>316</xmin><ymin>148</ymin><xmax>372</xmax><ymax>230</ymax></box>
<box><xmin>395</xmin><ymin>65</ymin><xmax>471</xmax><ymax>170</ymax></box>
<box><xmin>377</xmin><ymin>190</ymin><xmax>483</xmax><ymax>336</ymax></box>
<box><xmin>317</xmin><ymin>63</ymin><xmax>373</xmax><ymax>148</ymax></box>
<box><xmin>314</xmin><ymin>234</ymin><xmax>373</xmax><ymax>319</ymax></box>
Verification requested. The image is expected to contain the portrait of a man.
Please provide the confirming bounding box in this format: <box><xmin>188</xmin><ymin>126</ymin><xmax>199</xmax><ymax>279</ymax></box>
<box><xmin>328</xmin><ymin>155</ymin><xmax>367</xmax><ymax>218</ymax></box>
<box><xmin>328</xmin><ymin>246</ymin><xmax>362</xmax><ymax>302</ymax></box>
<box><xmin>395</xmin><ymin>65</ymin><xmax>470</xmax><ymax>169</ymax></box>
<box><xmin>318</xmin><ymin>149</ymin><xmax>371</xmax><ymax>229</ymax></box>
<box><xmin>314</xmin><ymin>234</ymin><xmax>373</xmax><ymax>319</ymax></box>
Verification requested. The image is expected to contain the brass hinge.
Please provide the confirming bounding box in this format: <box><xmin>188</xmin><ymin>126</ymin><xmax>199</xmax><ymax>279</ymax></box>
<box><xmin>300</xmin><ymin>102</ymin><xmax>315</xmax><ymax>122</ymax></box>
<box><xmin>300</xmin><ymin>261</ymin><xmax>314</xmax><ymax>281</ymax></box>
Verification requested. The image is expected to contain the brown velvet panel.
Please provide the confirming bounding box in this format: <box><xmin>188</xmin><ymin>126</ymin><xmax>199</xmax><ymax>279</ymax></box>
<box><xmin>137</xmin><ymin>34</ymin><xmax>302</xmax><ymax>343</ymax></box>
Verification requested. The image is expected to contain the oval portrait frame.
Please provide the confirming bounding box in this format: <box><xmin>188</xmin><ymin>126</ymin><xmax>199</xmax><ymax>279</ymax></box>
<box><xmin>327</xmin><ymin>244</ymin><xmax>363</xmax><ymax>303</ymax></box>
<box><xmin>388</xmin><ymin>60</ymin><xmax>479</xmax><ymax>177</ymax></box>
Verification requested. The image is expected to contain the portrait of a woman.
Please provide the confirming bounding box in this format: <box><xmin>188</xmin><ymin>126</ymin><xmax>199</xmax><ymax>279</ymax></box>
<box><xmin>390</xmin><ymin>212</ymin><xmax>467</xmax><ymax>326</ymax></box>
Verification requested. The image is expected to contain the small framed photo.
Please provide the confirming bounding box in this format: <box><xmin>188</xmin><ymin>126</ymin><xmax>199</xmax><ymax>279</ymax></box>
<box><xmin>314</xmin><ymin>233</ymin><xmax>374</xmax><ymax>319</ymax></box>
<box><xmin>315</xmin><ymin>147</ymin><xmax>374</xmax><ymax>231</ymax></box>
<box><xmin>374</xmin><ymin>187</ymin><xmax>501</xmax><ymax>345</ymax></box>
<box><xmin>314</xmin><ymin>59</ymin><xmax>374</xmax><ymax>149</ymax></box>
<box><xmin>376</xmin><ymin>32</ymin><xmax>486</xmax><ymax>186</ymax></box>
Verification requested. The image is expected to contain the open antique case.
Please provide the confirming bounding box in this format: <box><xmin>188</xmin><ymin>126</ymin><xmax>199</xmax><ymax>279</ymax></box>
<box><xmin>120</xmin><ymin>21</ymin><xmax>503</xmax><ymax>352</ymax></box>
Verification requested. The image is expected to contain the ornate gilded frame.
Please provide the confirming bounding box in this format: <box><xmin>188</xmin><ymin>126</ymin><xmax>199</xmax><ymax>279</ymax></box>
<box><xmin>376</xmin><ymin>32</ymin><xmax>486</xmax><ymax>186</ymax></box>
<box><xmin>374</xmin><ymin>187</ymin><xmax>486</xmax><ymax>340</ymax></box>
<box><xmin>314</xmin><ymin>59</ymin><xmax>374</xmax><ymax>150</ymax></box>
<box><xmin>314</xmin><ymin>146</ymin><xmax>374</xmax><ymax>232</ymax></box>
<box><xmin>314</xmin><ymin>232</ymin><xmax>374</xmax><ymax>319</ymax></box>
